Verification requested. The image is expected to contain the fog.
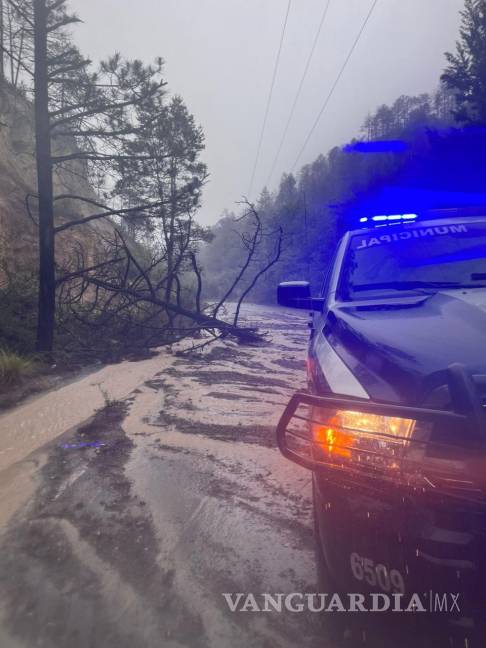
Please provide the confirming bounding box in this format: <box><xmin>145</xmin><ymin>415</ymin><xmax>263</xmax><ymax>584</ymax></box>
<box><xmin>71</xmin><ymin>0</ymin><xmax>464</xmax><ymax>225</ymax></box>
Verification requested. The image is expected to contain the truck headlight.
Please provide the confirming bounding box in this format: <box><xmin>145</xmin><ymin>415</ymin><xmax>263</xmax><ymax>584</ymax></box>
<box><xmin>276</xmin><ymin>391</ymin><xmax>467</xmax><ymax>474</ymax></box>
<box><xmin>312</xmin><ymin>410</ymin><xmax>416</xmax><ymax>459</ymax></box>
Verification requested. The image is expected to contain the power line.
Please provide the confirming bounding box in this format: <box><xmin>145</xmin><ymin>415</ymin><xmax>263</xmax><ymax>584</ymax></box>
<box><xmin>266</xmin><ymin>0</ymin><xmax>332</xmax><ymax>188</ymax></box>
<box><xmin>247</xmin><ymin>0</ymin><xmax>292</xmax><ymax>199</ymax></box>
<box><xmin>290</xmin><ymin>0</ymin><xmax>379</xmax><ymax>174</ymax></box>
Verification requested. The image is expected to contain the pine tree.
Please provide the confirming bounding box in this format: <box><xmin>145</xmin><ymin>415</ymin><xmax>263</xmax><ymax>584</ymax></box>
<box><xmin>441</xmin><ymin>0</ymin><xmax>486</xmax><ymax>124</ymax></box>
<box><xmin>114</xmin><ymin>94</ymin><xmax>208</xmax><ymax>307</ymax></box>
<box><xmin>29</xmin><ymin>0</ymin><xmax>167</xmax><ymax>353</ymax></box>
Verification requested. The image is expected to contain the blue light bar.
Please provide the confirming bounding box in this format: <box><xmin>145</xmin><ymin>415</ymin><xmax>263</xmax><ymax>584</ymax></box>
<box><xmin>359</xmin><ymin>213</ymin><xmax>418</xmax><ymax>225</ymax></box>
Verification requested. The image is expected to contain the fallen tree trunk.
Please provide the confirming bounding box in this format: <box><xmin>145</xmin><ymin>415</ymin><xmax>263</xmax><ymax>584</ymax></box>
<box><xmin>83</xmin><ymin>276</ymin><xmax>263</xmax><ymax>344</ymax></box>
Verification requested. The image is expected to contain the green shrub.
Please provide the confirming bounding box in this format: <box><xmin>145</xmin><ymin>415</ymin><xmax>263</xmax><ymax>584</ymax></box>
<box><xmin>0</xmin><ymin>349</ymin><xmax>33</xmax><ymax>387</ymax></box>
<box><xmin>0</xmin><ymin>266</ymin><xmax>38</xmax><ymax>354</ymax></box>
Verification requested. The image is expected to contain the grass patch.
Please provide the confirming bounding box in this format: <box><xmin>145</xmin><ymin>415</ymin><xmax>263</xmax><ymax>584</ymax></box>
<box><xmin>95</xmin><ymin>384</ymin><xmax>124</xmax><ymax>410</ymax></box>
<box><xmin>0</xmin><ymin>349</ymin><xmax>34</xmax><ymax>388</ymax></box>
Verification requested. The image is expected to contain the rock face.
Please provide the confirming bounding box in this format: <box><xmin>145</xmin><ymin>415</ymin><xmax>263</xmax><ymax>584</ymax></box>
<box><xmin>0</xmin><ymin>82</ymin><xmax>113</xmax><ymax>287</ymax></box>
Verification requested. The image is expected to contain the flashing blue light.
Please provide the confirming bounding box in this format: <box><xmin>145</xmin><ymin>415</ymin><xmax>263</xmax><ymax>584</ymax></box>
<box><xmin>360</xmin><ymin>213</ymin><xmax>419</xmax><ymax>225</ymax></box>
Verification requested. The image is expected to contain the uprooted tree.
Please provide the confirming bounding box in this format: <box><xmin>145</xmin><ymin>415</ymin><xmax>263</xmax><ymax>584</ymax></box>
<box><xmin>56</xmin><ymin>199</ymin><xmax>283</xmax><ymax>357</ymax></box>
<box><xmin>0</xmin><ymin>0</ymin><xmax>282</xmax><ymax>357</ymax></box>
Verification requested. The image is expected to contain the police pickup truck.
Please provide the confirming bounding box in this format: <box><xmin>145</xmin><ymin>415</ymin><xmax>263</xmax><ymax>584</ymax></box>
<box><xmin>276</xmin><ymin>210</ymin><xmax>486</xmax><ymax>645</ymax></box>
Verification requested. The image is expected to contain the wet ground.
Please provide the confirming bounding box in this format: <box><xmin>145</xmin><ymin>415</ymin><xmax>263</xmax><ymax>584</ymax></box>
<box><xmin>0</xmin><ymin>304</ymin><xmax>331</xmax><ymax>648</ymax></box>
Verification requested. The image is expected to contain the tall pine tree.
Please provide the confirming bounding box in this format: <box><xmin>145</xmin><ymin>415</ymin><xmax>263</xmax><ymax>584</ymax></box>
<box><xmin>442</xmin><ymin>0</ymin><xmax>486</xmax><ymax>124</ymax></box>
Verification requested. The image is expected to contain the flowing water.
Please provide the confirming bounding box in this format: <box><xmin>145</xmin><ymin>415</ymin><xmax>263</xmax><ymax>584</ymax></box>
<box><xmin>0</xmin><ymin>304</ymin><xmax>331</xmax><ymax>648</ymax></box>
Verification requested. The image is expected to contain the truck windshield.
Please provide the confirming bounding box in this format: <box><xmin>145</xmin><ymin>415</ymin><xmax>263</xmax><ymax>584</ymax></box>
<box><xmin>341</xmin><ymin>221</ymin><xmax>486</xmax><ymax>300</ymax></box>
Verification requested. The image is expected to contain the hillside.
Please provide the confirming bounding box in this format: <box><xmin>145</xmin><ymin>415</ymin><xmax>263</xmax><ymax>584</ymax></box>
<box><xmin>0</xmin><ymin>82</ymin><xmax>113</xmax><ymax>286</ymax></box>
<box><xmin>201</xmin><ymin>89</ymin><xmax>456</xmax><ymax>304</ymax></box>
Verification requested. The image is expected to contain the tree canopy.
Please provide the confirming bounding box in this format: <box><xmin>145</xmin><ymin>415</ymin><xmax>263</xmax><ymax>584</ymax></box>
<box><xmin>442</xmin><ymin>0</ymin><xmax>486</xmax><ymax>124</ymax></box>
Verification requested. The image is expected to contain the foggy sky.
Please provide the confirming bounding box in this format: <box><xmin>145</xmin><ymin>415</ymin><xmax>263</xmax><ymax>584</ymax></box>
<box><xmin>70</xmin><ymin>0</ymin><xmax>465</xmax><ymax>225</ymax></box>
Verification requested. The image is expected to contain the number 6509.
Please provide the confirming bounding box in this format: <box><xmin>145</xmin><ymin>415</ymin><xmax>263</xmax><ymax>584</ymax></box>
<box><xmin>350</xmin><ymin>552</ymin><xmax>405</xmax><ymax>594</ymax></box>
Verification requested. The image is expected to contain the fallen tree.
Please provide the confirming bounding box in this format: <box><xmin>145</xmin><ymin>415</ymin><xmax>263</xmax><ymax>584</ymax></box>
<box><xmin>54</xmin><ymin>200</ymin><xmax>283</xmax><ymax>358</ymax></box>
<box><xmin>0</xmin><ymin>1</ymin><xmax>282</xmax><ymax>359</ymax></box>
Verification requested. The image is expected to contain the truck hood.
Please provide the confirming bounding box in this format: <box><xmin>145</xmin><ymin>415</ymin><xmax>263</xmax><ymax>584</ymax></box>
<box><xmin>329</xmin><ymin>288</ymin><xmax>486</xmax><ymax>404</ymax></box>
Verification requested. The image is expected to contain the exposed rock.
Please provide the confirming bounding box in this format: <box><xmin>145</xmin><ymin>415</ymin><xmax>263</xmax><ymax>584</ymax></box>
<box><xmin>0</xmin><ymin>81</ymin><xmax>114</xmax><ymax>286</ymax></box>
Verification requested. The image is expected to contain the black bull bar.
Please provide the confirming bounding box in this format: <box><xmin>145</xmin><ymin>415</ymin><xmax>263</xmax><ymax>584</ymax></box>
<box><xmin>276</xmin><ymin>364</ymin><xmax>486</xmax><ymax>488</ymax></box>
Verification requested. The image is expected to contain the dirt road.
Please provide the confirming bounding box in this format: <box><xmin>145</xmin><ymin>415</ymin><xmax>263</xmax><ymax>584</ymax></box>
<box><xmin>0</xmin><ymin>304</ymin><xmax>329</xmax><ymax>648</ymax></box>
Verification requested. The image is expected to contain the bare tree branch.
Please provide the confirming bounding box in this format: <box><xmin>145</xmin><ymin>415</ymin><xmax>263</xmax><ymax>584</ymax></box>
<box><xmin>233</xmin><ymin>226</ymin><xmax>283</xmax><ymax>326</ymax></box>
<box><xmin>54</xmin><ymin>198</ymin><xmax>170</xmax><ymax>233</ymax></box>
<box><xmin>212</xmin><ymin>199</ymin><xmax>262</xmax><ymax>318</ymax></box>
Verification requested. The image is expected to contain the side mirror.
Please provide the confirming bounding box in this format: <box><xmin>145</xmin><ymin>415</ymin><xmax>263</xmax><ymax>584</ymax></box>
<box><xmin>277</xmin><ymin>281</ymin><xmax>323</xmax><ymax>310</ymax></box>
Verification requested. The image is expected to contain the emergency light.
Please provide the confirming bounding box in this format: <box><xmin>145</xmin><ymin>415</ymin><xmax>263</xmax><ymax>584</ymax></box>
<box><xmin>359</xmin><ymin>214</ymin><xmax>418</xmax><ymax>224</ymax></box>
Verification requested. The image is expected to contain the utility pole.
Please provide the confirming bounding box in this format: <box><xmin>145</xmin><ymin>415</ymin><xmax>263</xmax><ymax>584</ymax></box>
<box><xmin>34</xmin><ymin>0</ymin><xmax>55</xmax><ymax>355</ymax></box>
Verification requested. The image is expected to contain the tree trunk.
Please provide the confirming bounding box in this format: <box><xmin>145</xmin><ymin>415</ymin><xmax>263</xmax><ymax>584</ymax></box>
<box><xmin>164</xmin><ymin>160</ymin><xmax>177</xmax><ymax>303</ymax></box>
<box><xmin>34</xmin><ymin>0</ymin><xmax>55</xmax><ymax>354</ymax></box>
<box><xmin>0</xmin><ymin>0</ymin><xmax>4</xmax><ymax>81</ymax></box>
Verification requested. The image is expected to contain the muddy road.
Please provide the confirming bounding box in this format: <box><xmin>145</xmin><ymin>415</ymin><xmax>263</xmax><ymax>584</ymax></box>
<box><xmin>0</xmin><ymin>305</ymin><xmax>330</xmax><ymax>648</ymax></box>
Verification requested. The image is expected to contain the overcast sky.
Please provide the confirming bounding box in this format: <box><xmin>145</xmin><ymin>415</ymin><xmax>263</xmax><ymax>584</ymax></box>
<box><xmin>70</xmin><ymin>0</ymin><xmax>464</xmax><ymax>225</ymax></box>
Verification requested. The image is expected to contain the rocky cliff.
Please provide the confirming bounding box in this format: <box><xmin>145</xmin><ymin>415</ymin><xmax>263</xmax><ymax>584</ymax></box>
<box><xmin>0</xmin><ymin>82</ymin><xmax>113</xmax><ymax>287</ymax></box>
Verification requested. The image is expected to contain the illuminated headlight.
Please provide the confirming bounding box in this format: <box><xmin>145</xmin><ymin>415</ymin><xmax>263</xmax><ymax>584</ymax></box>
<box><xmin>312</xmin><ymin>410</ymin><xmax>416</xmax><ymax>459</ymax></box>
